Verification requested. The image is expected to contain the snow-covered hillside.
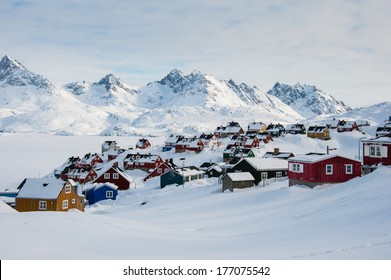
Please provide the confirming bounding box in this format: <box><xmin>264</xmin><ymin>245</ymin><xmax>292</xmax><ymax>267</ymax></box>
<box><xmin>267</xmin><ymin>82</ymin><xmax>350</xmax><ymax>118</ymax></box>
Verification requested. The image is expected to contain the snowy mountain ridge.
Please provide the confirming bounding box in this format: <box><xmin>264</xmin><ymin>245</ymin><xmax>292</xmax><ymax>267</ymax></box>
<box><xmin>267</xmin><ymin>82</ymin><xmax>351</xmax><ymax>118</ymax></box>
<box><xmin>0</xmin><ymin>54</ymin><xmax>383</xmax><ymax>136</ymax></box>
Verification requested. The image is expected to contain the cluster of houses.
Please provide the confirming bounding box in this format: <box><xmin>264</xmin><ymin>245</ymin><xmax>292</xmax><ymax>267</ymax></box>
<box><xmin>3</xmin><ymin>117</ymin><xmax>391</xmax><ymax>213</ymax></box>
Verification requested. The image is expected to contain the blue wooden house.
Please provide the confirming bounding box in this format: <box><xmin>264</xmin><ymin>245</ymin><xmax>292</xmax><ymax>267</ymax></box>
<box><xmin>83</xmin><ymin>183</ymin><xmax>118</xmax><ymax>205</ymax></box>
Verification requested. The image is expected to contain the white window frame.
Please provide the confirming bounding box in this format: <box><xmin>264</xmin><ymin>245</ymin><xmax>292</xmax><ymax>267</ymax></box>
<box><xmin>345</xmin><ymin>164</ymin><xmax>353</xmax><ymax>174</ymax></box>
<box><xmin>113</xmin><ymin>173</ymin><xmax>119</xmax><ymax>179</ymax></box>
<box><xmin>276</xmin><ymin>172</ymin><xmax>282</xmax><ymax>178</ymax></box>
<box><xmin>289</xmin><ymin>163</ymin><xmax>303</xmax><ymax>173</ymax></box>
<box><xmin>326</xmin><ymin>164</ymin><xmax>333</xmax><ymax>175</ymax></box>
<box><xmin>106</xmin><ymin>191</ymin><xmax>114</xmax><ymax>198</ymax></box>
<box><xmin>65</xmin><ymin>185</ymin><xmax>71</xmax><ymax>194</ymax></box>
<box><xmin>104</xmin><ymin>173</ymin><xmax>110</xmax><ymax>179</ymax></box>
<box><xmin>39</xmin><ymin>201</ymin><xmax>47</xmax><ymax>210</ymax></box>
<box><xmin>261</xmin><ymin>172</ymin><xmax>268</xmax><ymax>179</ymax></box>
<box><xmin>157</xmin><ymin>168</ymin><xmax>162</xmax><ymax>174</ymax></box>
<box><xmin>72</xmin><ymin>198</ymin><xmax>76</xmax><ymax>204</ymax></box>
<box><xmin>62</xmin><ymin>200</ymin><xmax>68</xmax><ymax>209</ymax></box>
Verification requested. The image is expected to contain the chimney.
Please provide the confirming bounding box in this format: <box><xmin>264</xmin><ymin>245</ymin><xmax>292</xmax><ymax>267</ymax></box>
<box><xmin>274</xmin><ymin>148</ymin><xmax>280</xmax><ymax>155</ymax></box>
<box><xmin>112</xmin><ymin>162</ymin><xmax>119</xmax><ymax>168</ymax></box>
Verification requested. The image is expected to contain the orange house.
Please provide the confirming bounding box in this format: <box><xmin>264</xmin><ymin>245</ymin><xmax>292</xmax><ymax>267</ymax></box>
<box><xmin>15</xmin><ymin>178</ymin><xmax>85</xmax><ymax>212</ymax></box>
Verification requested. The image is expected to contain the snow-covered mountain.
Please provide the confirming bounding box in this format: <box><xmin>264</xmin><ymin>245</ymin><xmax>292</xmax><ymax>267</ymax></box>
<box><xmin>267</xmin><ymin>82</ymin><xmax>350</xmax><ymax>118</ymax></box>
<box><xmin>2</xmin><ymin>55</ymin><xmax>381</xmax><ymax>137</ymax></box>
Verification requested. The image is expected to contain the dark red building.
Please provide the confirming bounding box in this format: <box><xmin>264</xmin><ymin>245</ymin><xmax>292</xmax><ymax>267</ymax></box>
<box><xmin>288</xmin><ymin>154</ymin><xmax>361</xmax><ymax>188</ymax></box>
<box><xmin>94</xmin><ymin>164</ymin><xmax>133</xmax><ymax>191</ymax></box>
<box><xmin>362</xmin><ymin>135</ymin><xmax>391</xmax><ymax>166</ymax></box>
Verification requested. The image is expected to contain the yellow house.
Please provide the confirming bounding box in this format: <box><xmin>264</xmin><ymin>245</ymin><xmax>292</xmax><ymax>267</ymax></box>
<box><xmin>15</xmin><ymin>178</ymin><xmax>84</xmax><ymax>212</ymax></box>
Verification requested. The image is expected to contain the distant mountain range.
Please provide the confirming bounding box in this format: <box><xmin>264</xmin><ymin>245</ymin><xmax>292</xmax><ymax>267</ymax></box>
<box><xmin>0</xmin><ymin>55</ymin><xmax>370</xmax><ymax>136</ymax></box>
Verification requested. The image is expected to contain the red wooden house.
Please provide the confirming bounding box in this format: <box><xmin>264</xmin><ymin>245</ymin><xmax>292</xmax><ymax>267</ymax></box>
<box><xmin>136</xmin><ymin>138</ymin><xmax>151</xmax><ymax>149</ymax></box>
<box><xmin>107</xmin><ymin>148</ymin><xmax>126</xmax><ymax>161</ymax></box>
<box><xmin>175</xmin><ymin>137</ymin><xmax>205</xmax><ymax>153</ymax></box>
<box><xmin>79</xmin><ymin>153</ymin><xmax>104</xmax><ymax>168</ymax></box>
<box><xmin>143</xmin><ymin>159</ymin><xmax>177</xmax><ymax>182</ymax></box>
<box><xmin>288</xmin><ymin>154</ymin><xmax>361</xmax><ymax>188</ymax></box>
<box><xmin>362</xmin><ymin>135</ymin><xmax>391</xmax><ymax>166</ymax></box>
<box><xmin>60</xmin><ymin>166</ymin><xmax>97</xmax><ymax>184</ymax></box>
<box><xmin>337</xmin><ymin>120</ymin><xmax>360</xmax><ymax>132</ymax></box>
<box><xmin>94</xmin><ymin>163</ymin><xmax>133</xmax><ymax>191</ymax></box>
<box><xmin>123</xmin><ymin>153</ymin><xmax>163</xmax><ymax>171</ymax></box>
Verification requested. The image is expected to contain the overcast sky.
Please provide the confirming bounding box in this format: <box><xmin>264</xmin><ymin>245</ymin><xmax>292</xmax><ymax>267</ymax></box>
<box><xmin>1</xmin><ymin>0</ymin><xmax>390</xmax><ymax>107</ymax></box>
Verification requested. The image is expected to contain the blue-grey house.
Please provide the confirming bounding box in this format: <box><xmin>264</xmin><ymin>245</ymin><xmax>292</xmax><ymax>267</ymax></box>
<box><xmin>160</xmin><ymin>167</ymin><xmax>204</xmax><ymax>189</ymax></box>
<box><xmin>83</xmin><ymin>183</ymin><xmax>118</xmax><ymax>205</ymax></box>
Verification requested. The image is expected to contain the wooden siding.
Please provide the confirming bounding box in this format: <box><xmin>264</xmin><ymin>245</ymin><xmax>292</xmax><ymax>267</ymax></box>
<box><xmin>15</xmin><ymin>181</ymin><xmax>84</xmax><ymax>212</ymax></box>
<box><xmin>222</xmin><ymin>176</ymin><xmax>253</xmax><ymax>192</ymax></box>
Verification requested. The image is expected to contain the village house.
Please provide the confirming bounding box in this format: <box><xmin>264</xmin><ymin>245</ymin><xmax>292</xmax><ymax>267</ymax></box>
<box><xmin>337</xmin><ymin>120</ymin><xmax>360</xmax><ymax>133</ymax></box>
<box><xmin>288</xmin><ymin>154</ymin><xmax>362</xmax><ymax>188</ymax></box>
<box><xmin>199</xmin><ymin>133</ymin><xmax>219</xmax><ymax>149</ymax></box>
<box><xmin>143</xmin><ymin>159</ymin><xmax>177</xmax><ymax>182</ymax></box>
<box><xmin>362</xmin><ymin>135</ymin><xmax>391</xmax><ymax>167</ymax></box>
<box><xmin>230</xmin><ymin>158</ymin><xmax>288</xmax><ymax>186</ymax></box>
<box><xmin>375</xmin><ymin>118</ymin><xmax>391</xmax><ymax>137</ymax></box>
<box><xmin>266</xmin><ymin>123</ymin><xmax>286</xmax><ymax>137</ymax></box>
<box><xmin>175</xmin><ymin>137</ymin><xmax>205</xmax><ymax>153</ymax></box>
<box><xmin>107</xmin><ymin>148</ymin><xmax>126</xmax><ymax>161</ymax></box>
<box><xmin>135</xmin><ymin>138</ymin><xmax>151</xmax><ymax>149</ymax></box>
<box><xmin>227</xmin><ymin>134</ymin><xmax>260</xmax><ymax>149</ymax></box>
<box><xmin>286</xmin><ymin>123</ymin><xmax>306</xmax><ymax>135</ymax></box>
<box><xmin>247</xmin><ymin>131</ymin><xmax>273</xmax><ymax>144</ymax></box>
<box><xmin>15</xmin><ymin>178</ymin><xmax>85</xmax><ymax>212</ymax></box>
<box><xmin>79</xmin><ymin>153</ymin><xmax>104</xmax><ymax>168</ymax></box>
<box><xmin>205</xmin><ymin>164</ymin><xmax>223</xmax><ymax>178</ymax></box>
<box><xmin>263</xmin><ymin>148</ymin><xmax>295</xmax><ymax>160</ymax></box>
<box><xmin>160</xmin><ymin>167</ymin><xmax>205</xmax><ymax>188</ymax></box>
<box><xmin>307</xmin><ymin>125</ymin><xmax>331</xmax><ymax>140</ymax></box>
<box><xmin>61</xmin><ymin>166</ymin><xmax>97</xmax><ymax>184</ymax></box>
<box><xmin>82</xmin><ymin>182</ymin><xmax>118</xmax><ymax>205</ymax></box>
<box><xmin>163</xmin><ymin>134</ymin><xmax>185</xmax><ymax>152</ymax></box>
<box><xmin>54</xmin><ymin>156</ymin><xmax>81</xmax><ymax>179</ymax></box>
<box><xmin>214</xmin><ymin>121</ymin><xmax>244</xmax><ymax>138</ymax></box>
<box><xmin>123</xmin><ymin>153</ymin><xmax>163</xmax><ymax>171</ymax></box>
<box><xmin>222</xmin><ymin>172</ymin><xmax>255</xmax><ymax>192</ymax></box>
<box><xmin>223</xmin><ymin>146</ymin><xmax>255</xmax><ymax>162</ymax></box>
<box><xmin>101</xmin><ymin>140</ymin><xmax>119</xmax><ymax>153</ymax></box>
<box><xmin>94</xmin><ymin>163</ymin><xmax>133</xmax><ymax>191</ymax></box>
<box><xmin>246</xmin><ymin>122</ymin><xmax>267</xmax><ymax>133</ymax></box>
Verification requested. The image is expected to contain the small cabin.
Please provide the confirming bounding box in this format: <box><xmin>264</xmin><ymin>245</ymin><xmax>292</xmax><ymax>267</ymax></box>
<box><xmin>337</xmin><ymin>120</ymin><xmax>360</xmax><ymax>133</ymax></box>
<box><xmin>101</xmin><ymin>141</ymin><xmax>119</xmax><ymax>153</ymax></box>
<box><xmin>82</xmin><ymin>183</ymin><xmax>118</xmax><ymax>205</ymax></box>
<box><xmin>307</xmin><ymin>126</ymin><xmax>331</xmax><ymax>140</ymax></box>
<box><xmin>362</xmin><ymin>135</ymin><xmax>391</xmax><ymax>167</ymax></box>
<box><xmin>136</xmin><ymin>138</ymin><xmax>151</xmax><ymax>149</ymax></box>
<box><xmin>214</xmin><ymin>121</ymin><xmax>244</xmax><ymax>138</ymax></box>
<box><xmin>222</xmin><ymin>172</ymin><xmax>255</xmax><ymax>192</ymax></box>
<box><xmin>286</xmin><ymin>123</ymin><xmax>306</xmax><ymax>135</ymax></box>
<box><xmin>247</xmin><ymin>122</ymin><xmax>267</xmax><ymax>133</ymax></box>
<box><xmin>94</xmin><ymin>164</ymin><xmax>133</xmax><ymax>191</ymax></box>
<box><xmin>266</xmin><ymin>123</ymin><xmax>286</xmax><ymax>137</ymax></box>
<box><xmin>160</xmin><ymin>167</ymin><xmax>204</xmax><ymax>188</ymax></box>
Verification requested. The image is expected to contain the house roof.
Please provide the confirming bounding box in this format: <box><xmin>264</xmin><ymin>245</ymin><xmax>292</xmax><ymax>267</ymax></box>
<box><xmin>362</xmin><ymin>135</ymin><xmax>391</xmax><ymax>143</ymax></box>
<box><xmin>263</xmin><ymin>151</ymin><xmax>294</xmax><ymax>159</ymax></box>
<box><xmin>247</xmin><ymin>122</ymin><xmax>265</xmax><ymax>130</ymax></box>
<box><xmin>226</xmin><ymin>172</ymin><xmax>255</xmax><ymax>182</ymax></box>
<box><xmin>17</xmin><ymin>178</ymin><xmax>67</xmax><ymax>199</ymax></box>
<box><xmin>239</xmin><ymin>157</ymin><xmax>288</xmax><ymax>170</ymax></box>
<box><xmin>288</xmin><ymin>154</ymin><xmax>360</xmax><ymax>164</ymax></box>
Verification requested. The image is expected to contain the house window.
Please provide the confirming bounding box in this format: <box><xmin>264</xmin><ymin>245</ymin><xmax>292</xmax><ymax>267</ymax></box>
<box><xmin>289</xmin><ymin>163</ymin><xmax>303</xmax><ymax>173</ymax></box>
<box><xmin>261</xmin><ymin>172</ymin><xmax>268</xmax><ymax>179</ymax></box>
<box><xmin>157</xmin><ymin>168</ymin><xmax>162</xmax><ymax>174</ymax></box>
<box><xmin>106</xmin><ymin>191</ymin><xmax>114</xmax><ymax>198</ymax></box>
<box><xmin>370</xmin><ymin>146</ymin><xmax>382</xmax><ymax>157</ymax></box>
<box><xmin>345</xmin><ymin>164</ymin><xmax>353</xmax><ymax>174</ymax></box>
<box><xmin>326</xmin><ymin>164</ymin><xmax>333</xmax><ymax>175</ymax></box>
<box><xmin>113</xmin><ymin>173</ymin><xmax>119</xmax><ymax>179</ymax></box>
<box><xmin>62</xmin><ymin>200</ymin><xmax>68</xmax><ymax>209</ymax></box>
<box><xmin>276</xmin><ymin>172</ymin><xmax>282</xmax><ymax>178</ymax></box>
<box><xmin>72</xmin><ymin>198</ymin><xmax>76</xmax><ymax>204</ymax></box>
<box><xmin>65</xmin><ymin>185</ymin><xmax>71</xmax><ymax>194</ymax></box>
<box><xmin>39</xmin><ymin>201</ymin><xmax>47</xmax><ymax>210</ymax></box>
<box><xmin>104</xmin><ymin>173</ymin><xmax>110</xmax><ymax>179</ymax></box>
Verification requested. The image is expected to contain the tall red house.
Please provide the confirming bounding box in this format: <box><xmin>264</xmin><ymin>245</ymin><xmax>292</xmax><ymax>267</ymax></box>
<box><xmin>288</xmin><ymin>154</ymin><xmax>361</xmax><ymax>188</ymax></box>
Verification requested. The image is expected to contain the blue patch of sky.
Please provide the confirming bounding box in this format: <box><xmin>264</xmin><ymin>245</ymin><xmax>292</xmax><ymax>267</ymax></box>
<box><xmin>12</xmin><ymin>0</ymin><xmax>33</xmax><ymax>8</ymax></box>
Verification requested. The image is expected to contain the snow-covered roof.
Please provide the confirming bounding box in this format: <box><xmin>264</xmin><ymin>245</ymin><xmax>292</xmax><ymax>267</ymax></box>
<box><xmin>17</xmin><ymin>178</ymin><xmax>67</xmax><ymax>199</ymax></box>
<box><xmin>241</xmin><ymin>158</ymin><xmax>288</xmax><ymax>170</ymax></box>
<box><xmin>226</xmin><ymin>172</ymin><xmax>255</xmax><ymax>182</ymax></box>
<box><xmin>247</xmin><ymin>122</ymin><xmax>265</xmax><ymax>130</ymax></box>
<box><xmin>94</xmin><ymin>165</ymin><xmax>133</xmax><ymax>183</ymax></box>
<box><xmin>94</xmin><ymin>182</ymin><xmax>118</xmax><ymax>191</ymax></box>
<box><xmin>289</xmin><ymin>154</ymin><xmax>360</xmax><ymax>163</ymax></box>
<box><xmin>175</xmin><ymin>167</ymin><xmax>204</xmax><ymax>177</ymax></box>
<box><xmin>263</xmin><ymin>152</ymin><xmax>293</xmax><ymax>159</ymax></box>
<box><xmin>363</xmin><ymin>135</ymin><xmax>391</xmax><ymax>143</ymax></box>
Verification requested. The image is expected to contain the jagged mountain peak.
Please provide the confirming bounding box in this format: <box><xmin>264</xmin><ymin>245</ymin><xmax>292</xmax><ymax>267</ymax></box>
<box><xmin>0</xmin><ymin>55</ymin><xmax>27</xmax><ymax>72</ymax></box>
<box><xmin>267</xmin><ymin>82</ymin><xmax>350</xmax><ymax>117</ymax></box>
<box><xmin>0</xmin><ymin>55</ymin><xmax>54</xmax><ymax>90</ymax></box>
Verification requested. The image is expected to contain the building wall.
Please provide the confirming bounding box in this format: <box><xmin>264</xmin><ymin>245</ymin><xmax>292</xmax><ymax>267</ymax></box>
<box><xmin>222</xmin><ymin>176</ymin><xmax>253</xmax><ymax>192</ymax></box>
<box><xmin>363</xmin><ymin>142</ymin><xmax>391</xmax><ymax>166</ymax></box>
<box><xmin>160</xmin><ymin>171</ymin><xmax>184</xmax><ymax>188</ymax></box>
<box><xmin>95</xmin><ymin>168</ymin><xmax>131</xmax><ymax>190</ymax></box>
